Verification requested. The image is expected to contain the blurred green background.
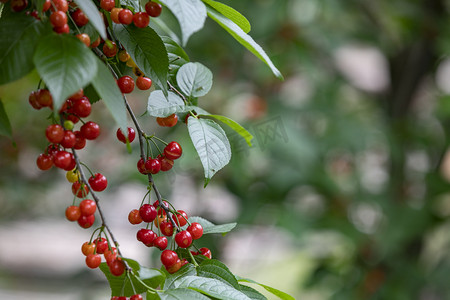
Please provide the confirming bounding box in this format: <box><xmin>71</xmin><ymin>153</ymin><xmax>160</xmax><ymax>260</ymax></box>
<box><xmin>3</xmin><ymin>0</ymin><xmax>450</xmax><ymax>299</ymax></box>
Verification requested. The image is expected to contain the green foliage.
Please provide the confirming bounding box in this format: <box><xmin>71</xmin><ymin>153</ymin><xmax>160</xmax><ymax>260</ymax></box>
<box><xmin>200</xmin><ymin>0</ymin><xmax>251</xmax><ymax>34</ymax></box>
<box><xmin>73</xmin><ymin>0</ymin><xmax>106</xmax><ymax>39</ymax></box>
<box><xmin>176</xmin><ymin>62</ymin><xmax>213</xmax><ymax>98</ymax></box>
<box><xmin>0</xmin><ymin>99</ymin><xmax>12</xmax><ymax>139</ymax></box>
<box><xmin>182</xmin><ymin>216</ymin><xmax>236</xmax><ymax>235</ymax></box>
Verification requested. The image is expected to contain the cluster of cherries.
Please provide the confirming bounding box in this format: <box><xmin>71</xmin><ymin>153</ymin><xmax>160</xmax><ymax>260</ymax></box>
<box><xmin>136</xmin><ymin>141</ymin><xmax>182</xmax><ymax>175</ymax></box>
<box><xmin>129</xmin><ymin>199</ymin><xmax>211</xmax><ymax>274</ymax></box>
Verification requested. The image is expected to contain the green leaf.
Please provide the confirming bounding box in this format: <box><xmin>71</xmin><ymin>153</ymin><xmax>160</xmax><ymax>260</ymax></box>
<box><xmin>0</xmin><ymin>14</ymin><xmax>51</xmax><ymax>85</ymax></box>
<box><xmin>176</xmin><ymin>62</ymin><xmax>213</xmax><ymax>98</ymax></box>
<box><xmin>90</xmin><ymin>57</ymin><xmax>128</xmax><ymax>131</ymax></box>
<box><xmin>164</xmin><ymin>263</ymin><xmax>197</xmax><ymax>289</ymax></box>
<box><xmin>159</xmin><ymin>0</ymin><xmax>207</xmax><ymax>46</ymax></box>
<box><xmin>236</xmin><ymin>277</ymin><xmax>295</xmax><ymax>300</ymax></box>
<box><xmin>201</xmin><ymin>0</ymin><xmax>251</xmax><ymax>33</ymax></box>
<box><xmin>120</xmin><ymin>0</ymin><xmax>140</xmax><ymax>11</ymax></box>
<box><xmin>74</xmin><ymin>0</ymin><xmax>107</xmax><ymax>39</ymax></box>
<box><xmin>183</xmin><ymin>216</ymin><xmax>236</xmax><ymax>235</ymax></box>
<box><xmin>187</xmin><ymin>117</ymin><xmax>231</xmax><ymax>186</ymax></box>
<box><xmin>147</xmin><ymin>90</ymin><xmax>209</xmax><ymax>117</ymax></box>
<box><xmin>197</xmin><ymin>259</ymin><xmax>240</xmax><ymax>290</ymax></box>
<box><xmin>239</xmin><ymin>285</ymin><xmax>267</xmax><ymax>300</ymax></box>
<box><xmin>99</xmin><ymin>258</ymin><xmax>165</xmax><ymax>297</ymax></box>
<box><xmin>154</xmin><ymin>288</ymin><xmax>211</xmax><ymax>300</ymax></box>
<box><xmin>173</xmin><ymin>276</ymin><xmax>251</xmax><ymax>300</ymax></box>
<box><xmin>0</xmin><ymin>99</ymin><xmax>12</xmax><ymax>139</ymax></box>
<box><xmin>205</xmin><ymin>5</ymin><xmax>283</xmax><ymax>80</ymax></box>
<box><xmin>33</xmin><ymin>34</ymin><xmax>97</xmax><ymax>112</ymax></box>
<box><xmin>200</xmin><ymin>114</ymin><xmax>253</xmax><ymax>146</ymax></box>
<box><xmin>114</xmin><ymin>24</ymin><xmax>169</xmax><ymax>95</ymax></box>
<box><xmin>162</xmin><ymin>36</ymin><xmax>190</xmax><ymax>80</ymax></box>
<box><xmin>81</xmin><ymin>21</ymin><xmax>100</xmax><ymax>42</ymax></box>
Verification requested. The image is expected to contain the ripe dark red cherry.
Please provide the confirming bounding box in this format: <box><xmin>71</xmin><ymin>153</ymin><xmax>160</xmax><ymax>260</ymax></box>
<box><xmin>118</xmin><ymin>9</ymin><xmax>133</xmax><ymax>25</ymax></box>
<box><xmin>117</xmin><ymin>76</ymin><xmax>135</xmax><ymax>94</ymax></box>
<box><xmin>137</xmin><ymin>158</ymin><xmax>147</xmax><ymax>174</ymax></box>
<box><xmin>133</xmin><ymin>12</ymin><xmax>149</xmax><ymax>28</ymax></box>
<box><xmin>10</xmin><ymin>0</ymin><xmax>28</xmax><ymax>12</ymax></box>
<box><xmin>79</xmin><ymin>199</ymin><xmax>96</xmax><ymax>216</ymax></box>
<box><xmin>175</xmin><ymin>230</ymin><xmax>193</xmax><ymax>248</ymax></box>
<box><xmin>145</xmin><ymin>1</ymin><xmax>162</xmax><ymax>17</ymax></box>
<box><xmin>73</xmin><ymin>131</ymin><xmax>86</xmax><ymax>150</ymax></box>
<box><xmin>139</xmin><ymin>204</ymin><xmax>157</xmax><ymax>223</ymax></box>
<box><xmin>36</xmin><ymin>89</ymin><xmax>53</xmax><ymax>107</ymax></box>
<box><xmin>72</xmin><ymin>97</ymin><xmax>91</xmax><ymax>118</ymax></box>
<box><xmin>94</xmin><ymin>237</ymin><xmax>108</xmax><ymax>254</ymax></box>
<box><xmin>136</xmin><ymin>228</ymin><xmax>156</xmax><ymax>246</ymax></box>
<box><xmin>103</xmin><ymin>41</ymin><xmax>118</xmax><ymax>57</ymax></box>
<box><xmin>156</xmin><ymin>114</ymin><xmax>178</xmax><ymax>127</ymax></box>
<box><xmin>100</xmin><ymin>0</ymin><xmax>115</xmax><ymax>11</ymax></box>
<box><xmin>78</xmin><ymin>214</ymin><xmax>95</xmax><ymax>228</ymax></box>
<box><xmin>164</xmin><ymin>141</ymin><xmax>182</xmax><ymax>160</ymax></box>
<box><xmin>80</xmin><ymin>121</ymin><xmax>100</xmax><ymax>140</ymax></box>
<box><xmin>61</xmin><ymin>130</ymin><xmax>76</xmax><ymax>148</ymax></box>
<box><xmin>53</xmin><ymin>24</ymin><xmax>70</xmax><ymax>34</ymax></box>
<box><xmin>160</xmin><ymin>250</ymin><xmax>178</xmax><ymax>267</ymax></box>
<box><xmin>88</xmin><ymin>173</ymin><xmax>108</xmax><ymax>192</ymax></box>
<box><xmin>46</xmin><ymin>124</ymin><xmax>64</xmax><ymax>143</ymax></box>
<box><xmin>53</xmin><ymin>150</ymin><xmax>72</xmax><ymax>169</ymax></box>
<box><xmin>50</xmin><ymin>11</ymin><xmax>68</xmax><ymax>28</ymax></box>
<box><xmin>65</xmin><ymin>205</ymin><xmax>81</xmax><ymax>221</ymax></box>
<box><xmin>199</xmin><ymin>247</ymin><xmax>212</xmax><ymax>259</ymax></box>
<box><xmin>104</xmin><ymin>247</ymin><xmax>118</xmax><ymax>265</ymax></box>
<box><xmin>72</xmin><ymin>181</ymin><xmax>89</xmax><ymax>198</ymax></box>
<box><xmin>86</xmin><ymin>254</ymin><xmax>101</xmax><ymax>269</ymax></box>
<box><xmin>187</xmin><ymin>222</ymin><xmax>203</xmax><ymax>240</ymax></box>
<box><xmin>36</xmin><ymin>153</ymin><xmax>53</xmax><ymax>170</ymax></box>
<box><xmin>159</xmin><ymin>221</ymin><xmax>174</xmax><ymax>236</ymax></box>
<box><xmin>116</xmin><ymin>127</ymin><xmax>136</xmax><ymax>143</ymax></box>
<box><xmin>136</xmin><ymin>76</ymin><xmax>152</xmax><ymax>90</ymax></box>
<box><xmin>158</xmin><ymin>155</ymin><xmax>174</xmax><ymax>171</ymax></box>
<box><xmin>153</xmin><ymin>236</ymin><xmax>168</xmax><ymax>250</ymax></box>
<box><xmin>172</xmin><ymin>210</ymin><xmax>188</xmax><ymax>227</ymax></box>
<box><xmin>42</xmin><ymin>0</ymin><xmax>51</xmax><ymax>12</ymax></box>
<box><xmin>50</xmin><ymin>0</ymin><xmax>68</xmax><ymax>12</ymax></box>
<box><xmin>128</xmin><ymin>209</ymin><xmax>143</xmax><ymax>225</ymax></box>
<box><xmin>29</xmin><ymin>91</ymin><xmax>42</xmax><ymax>110</ymax></box>
<box><xmin>109</xmin><ymin>259</ymin><xmax>125</xmax><ymax>276</ymax></box>
<box><xmin>130</xmin><ymin>295</ymin><xmax>143</xmax><ymax>300</ymax></box>
<box><xmin>145</xmin><ymin>158</ymin><xmax>161</xmax><ymax>174</ymax></box>
<box><xmin>71</xmin><ymin>8</ymin><xmax>89</xmax><ymax>27</ymax></box>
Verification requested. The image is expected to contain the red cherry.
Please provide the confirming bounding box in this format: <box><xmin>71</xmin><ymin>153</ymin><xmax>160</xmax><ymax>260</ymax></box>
<box><xmin>172</xmin><ymin>210</ymin><xmax>188</xmax><ymax>227</ymax></box>
<box><xmin>50</xmin><ymin>0</ymin><xmax>68</xmax><ymax>12</ymax></box>
<box><xmin>144</xmin><ymin>158</ymin><xmax>161</xmax><ymax>174</ymax></box>
<box><xmin>80</xmin><ymin>121</ymin><xmax>100</xmax><ymax>140</ymax></box>
<box><xmin>109</xmin><ymin>259</ymin><xmax>125</xmax><ymax>276</ymax></box>
<box><xmin>63</xmin><ymin>152</ymin><xmax>76</xmax><ymax>171</ymax></box>
<box><xmin>42</xmin><ymin>0</ymin><xmax>51</xmax><ymax>12</ymax></box>
<box><xmin>156</xmin><ymin>114</ymin><xmax>178</xmax><ymax>127</ymax></box>
<box><xmin>187</xmin><ymin>222</ymin><xmax>203</xmax><ymax>240</ymax></box>
<box><xmin>175</xmin><ymin>230</ymin><xmax>192</xmax><ymax>248</ymax></box>
<box><xmin>36</xmin><ymin>89</ymin><xmax>53</xmax><ymax>107</ymax></box>
<box><xmin>136</xmin><ymin>228</ymin><xmax>157</xmax><ymax>246</ymax></box>
<box><xmin>69</xmin><ymin>89</ymin><xmax>84</xmax><ymax>101</ymax></box>
<box><xmin>60</xmin><ymin>130</ymin><xmax>76</xmax><ymax>148</ymax></box>
<box><xmin>29</xmin><ymin>91</ymin><xmax>42</xmax><ymax>110</ymax></box>
<box><xmin>36</xmin><ymin>153</ymin><xmax>53</xmax><ymax>170</ymax></box>
<box><xmin>137</xmin><ymin>158</ymin><xmax>147</xmax><ymax>174</ymax></box>
<box><xmin>130</xmin><ymin>295</ymin><xmax>143</xmax><ymax>300</ymax></box>
<box><xmin>160</xmin><ymin>250</ymin><xmax>178</xmax><ymax>267</ymax></box>
<box><xmin>166</xmin><ymin>259</ymin><xmax>182</xmax><ymax>274</ymax></box>
<box><xmin>94</xmin><ymin>237</ymin><xmax>108</xmax><ymax>254</ymax></box>
<box><xmin>88</xmin><ymin>173</ymin><xmax>108</xmax><ymax>192</ymax></box>
<box><xmin>153</xmin><ymin>236</ymin><xmax>168</xmax><ymax>250</ymax></box>
<box><xmin>86</xmin><ymin>254</ymin><xmax>101</xmax><ymax>269</ymax></box>
<box><xmin>72</xmin><ymin>181</ymin><xmax>89</xmax><ymax>198</ymax></box>
<box><xmin>100</xmin><ymin>0</ymin><xmax>115</xmax><ymax>11</ymax></box>
<box><xmin>104</xmin><ymin>247</ymin><xmax>118</xmax><ymax>265</ymax></box>
<box><xmin>71</xmin><ymin>8</ymin><xmax>89</xmax><ymax>27</ymax></box>
<box><xmin>117</xmin><ymin>76</ymin><xmax>135</xmax><ymax>94</ymax></box>
<box><xmin>53</xmin><ymin>150</ymin><xmax>72</xmax><ymax>169</ymax></box>
<box><xmin>128</xmin><ymin>209</ymin><xmax>143</xmax><ymax>225</ymax></box>
<box><xmin>139</xmin><ymin>204</ymin><xmax>157</xmax><ymax>223</ymax></box>
<box><xmin>47</xmin><ymin>144</ymin><xmax>60</xmax><ymax>157</ymax></box>
<box><xmin>73</xmin><ymin>131</ymin><xmax>86</xmax><ymax>150</ymax></box>
<box><xmin>199</xmin><ymin>247</ymin><xmax>212</xmax><ymax>259</ymax></box>
<box><xmin>136</xmin><ymin>76</ymin><xmax>152</xmax><ymax>90</ymax></box>
<box><xmin>145</xmin><ymin>1</ymin><xmax>162</xmax><ymax>17</ymax></box>
<box><xmin>158</xmin><ymin>155</ymin><xmax>174</xmax><ymax>172</ymax></box>
<box><xmin>65</xmin><ymin>205</ymin><xmax>81</xmax><ymax>221</ymax></box>
<box><xmin>159</xmin><ymin>221</ymin><xmax>174</xmax><ymax>236</ymax></box>
<box><xmin>72</xmin><ymin>96</ymin><xmax>91</xmax><ymax>118</ymax></box>
<box><xmin>164</xmin><ymin>141</ymin><xmax>182</xmax><ymax>160</ymax></box>
<box><xmin>118</xmin><ymin>9</ymin><xmax>133</xmax><ymax>24</ymax></box>
<box><xmin>50</xmin><ymin>11</ymin><xmax>68</xmax><ymax>28</ymax></box>
<box><xmin>10</xmin><ymin>0</ymin><xmax>28</xmax><ymax>12</ymax></box>
<box><xmin>77</xmin><ymin>214</ymin><xmax>95</xmax><ymax>228</ymax></box>
<box><xmin>103</xmin><ymin>41</ymin><xmax>117</xmax><ymax>57</ymax></box>
<box><xmin>90</xmin><ymin>36</ymin><xmax>101</xmax><ymax>48</ymax></box>
<box><xmin>81</xmin><ymin>242</ymin><xmax>95</xmax><ymax>256</ymax></box>
<box><xmin>133</xmin><ymin>12</ymin><xmax>149</xmax><ymax>28</ymax></box>
<box><xmin>110</xmin><ymin>8</ymin><xmax>122</xmax><ymax>24</ymax></box>
<box><xmin>53</xmin><ymin>24</ymin><xmax>70</xmax><ymax>34</ymax></box>
<box><xmin>79</xmin><ymin>199</ymin><xmax>96</xmax><ymax>216</ymax></box>
<box><xmin>116</xmin><ymin>127</ymin><xmax>136</xmax><ymax>143</ymax></box>
<box><xmin>46</xmin><ymin>124</ymin><xmax>64</xmax><ymax>143</ymax></box>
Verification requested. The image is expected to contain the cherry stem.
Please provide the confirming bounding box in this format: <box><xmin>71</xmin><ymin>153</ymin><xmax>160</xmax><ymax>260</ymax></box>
<box><xmin>167</xmin><ymin>81</ymin><xmax>187</xmax><ymax>103</ymax></box>
<box><xmin>188</xmin><ymin>249</ymin><xmax>199</xmax><ymax>267</ymax></box>
<box><xmin>72</xmin><ymin>149</ymin><xmax>132</xmax><ymax>272</ymax></box>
